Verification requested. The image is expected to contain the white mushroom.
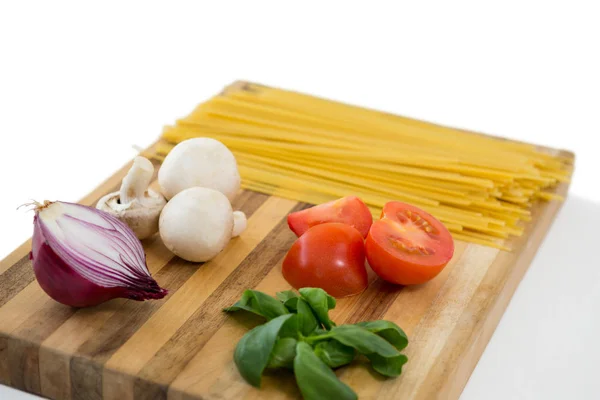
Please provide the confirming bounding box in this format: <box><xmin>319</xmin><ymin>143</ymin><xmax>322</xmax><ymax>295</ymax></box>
<box><xmin>159</xmin><ymin>187</ymin><xmax>247</xmax><ymax>262</ymax></box>
<box><xmin>97</xmin><ymin>156</ymin><xmax>166</xmax><ymax>239</ymax></box>
<box><xmin>158</xmin><ymin>138</ymin><xmax>241</xmax><ymax>201</ymax></box>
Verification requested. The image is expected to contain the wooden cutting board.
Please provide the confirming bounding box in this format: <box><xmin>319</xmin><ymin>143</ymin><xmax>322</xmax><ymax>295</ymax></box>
<box><xmin>0</xmin><ymin>139</ymin><xmax>573</xmax><ymax>400</ymax></box>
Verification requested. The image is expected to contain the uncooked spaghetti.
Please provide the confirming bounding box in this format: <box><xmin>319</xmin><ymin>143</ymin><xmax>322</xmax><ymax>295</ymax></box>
<box><xmin>151</xmin><ymin>81</ymin><xmax>573</xmax><ymax>250</ymax></box>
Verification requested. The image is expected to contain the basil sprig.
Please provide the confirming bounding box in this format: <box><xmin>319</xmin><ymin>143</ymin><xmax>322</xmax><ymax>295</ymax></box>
<box><xmin>224</xmin><ymin>288</ymin><xmax>409</xmax><ymax>399</ymax></box>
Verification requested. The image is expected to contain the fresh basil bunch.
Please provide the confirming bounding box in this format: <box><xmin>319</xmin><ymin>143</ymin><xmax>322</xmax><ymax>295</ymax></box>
<box><xmin>224</xmin><ymin>288</ymin><xmax>408</xmax><ymax>400</ymax></box>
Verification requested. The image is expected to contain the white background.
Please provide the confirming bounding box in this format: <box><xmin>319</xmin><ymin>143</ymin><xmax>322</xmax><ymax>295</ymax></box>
<box><xmin>1</xmin><ymin>1</ymin><xmax>599</xmax><ymax>399</ymax></box>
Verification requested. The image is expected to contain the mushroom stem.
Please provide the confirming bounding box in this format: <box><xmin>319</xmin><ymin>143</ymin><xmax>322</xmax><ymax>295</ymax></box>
<box><xmin>120</xmin><ymin>157</ymin><xmax>154</xmax><ymax>205</ymax></box>
<box><xmin>232</xmin><ymin>211</ymin><xmax>247</xmax><ymax>237</ymax></box>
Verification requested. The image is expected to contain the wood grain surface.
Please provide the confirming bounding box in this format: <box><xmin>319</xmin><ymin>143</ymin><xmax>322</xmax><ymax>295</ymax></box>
<box><xmin>0</xmin><ymin>141</ymin><xmax>573</xmax><ymax>400</ymax></box>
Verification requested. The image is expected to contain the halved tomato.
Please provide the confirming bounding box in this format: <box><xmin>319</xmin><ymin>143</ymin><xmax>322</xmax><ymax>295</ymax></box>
<box><xmin>365</xmin><ymin>202</ymin><xmax>454</xmax><ymax>285</ymax></box>
<box><xmin>287</xmin><ymin>196</ymin><xmax>372</xmax><ymax>238</ymax></box>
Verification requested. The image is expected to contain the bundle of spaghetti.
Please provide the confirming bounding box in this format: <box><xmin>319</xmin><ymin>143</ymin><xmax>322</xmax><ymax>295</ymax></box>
<box><xmin>151</xmin><ymin>81</ymin><xmax>573</xmax><ymax>250</ymax></box>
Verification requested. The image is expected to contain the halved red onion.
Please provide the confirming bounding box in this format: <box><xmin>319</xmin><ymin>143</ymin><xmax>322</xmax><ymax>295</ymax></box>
<box><xmin>31</xmin><ymin>200</ymin><xmax>168</xmax><ymax>307</ymax></box>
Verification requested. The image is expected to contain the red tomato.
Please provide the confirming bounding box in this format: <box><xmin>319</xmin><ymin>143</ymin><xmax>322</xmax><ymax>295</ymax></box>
<box><xmin>365</xmin><ymin>202</ymin><xmax>454</xmax><ymax>285</ymax></box>
<box><xmin>287</xmin><ymin>196</ymin><xmax>372</xmax><ymax>238</ymax></box>
<box><xmin>282</xmin><ymin>223</ymin><xmax>368</xmax><ymax>298</ymax></box>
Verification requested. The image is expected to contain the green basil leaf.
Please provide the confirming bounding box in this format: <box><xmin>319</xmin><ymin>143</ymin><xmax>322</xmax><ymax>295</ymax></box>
<box><xmin>294</xmin><ymin>342</ymin><xmax>357</xmax><ymax>400</ymax></box>
<box><xmin>276</xmin><ymin>290</ymin><xmax>299</xmax><ymax>303</ymax></box>
<box><xmin>296</xmin><ymin>298</ymin><xmax>319</xmax><ymax>336</ymax></box>
<box><xmin>283</xmin><ymin>296</ymin><xmax>299</xmax><ymax>312</ymax></box>
<box><xmin>224</xmin><ymin>290</ymin><xmax>289</xmax><ymax>321</ymax></box>
<box><xmin>299</xmin><ymin>288</ymin><xmax>336</xmax><ymax>330</ymax></box>
<box><xmin>326</xmin><ymin>294</ymin><xmax>336</xmax><ymax>310</ymax></box>
<box><xmin>278</xmin><ymin>314</ymin><xmax>300</xmax><ymax>339</ymax></box>
<box><xmin>234</xmin><ymin>314</ymin><xmax>293</xmax><ymax>387</ymax></box>
<box><xmin>314</xmin><ymin>340</ymin><xmax>356</xmax><ymax>368</ymax></box>
<box><xmin>267</xmin><ymin>337</ymin><xmax>297</xmax><ymax>369</ymax></box>
<box><xmin>367</xmin><ymin>353</ymin><xmax>408</xmax><ymax>377</ymax></box>
<box><xmin>330</xmin><ymin>325</ymin><xmax>399</xmax><ymax>358</ymax></box>
<box><xmin>277</xmin><ymin>299</ymin><xmax>318</xmax><ymax>338</ymax></box>
<box><xmin>356</xmin><ymin>320</ymin><xmax>409</xmax><ymax>351</ymax></box>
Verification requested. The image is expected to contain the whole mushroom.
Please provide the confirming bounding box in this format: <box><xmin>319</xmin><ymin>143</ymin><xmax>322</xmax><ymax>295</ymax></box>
<box><xmin>159</xmin><ymin>187</ymin><xmax>247</xmax><ymax>262</ymax></box>
<box><xmin>158</xmin><ymin>138</ymin><xmax>241</xmax><ymax>201</ymax></box>
<box><xmin>97</xmin><ymin>156</ymin><xmax>166</xmax><ymax>239</ymax></box>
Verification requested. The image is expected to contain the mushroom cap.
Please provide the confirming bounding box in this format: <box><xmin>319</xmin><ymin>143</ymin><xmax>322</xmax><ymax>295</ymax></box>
<box><xmin>159</xmin><ymin>187</ymin><xmax>234</xmax><ymax>263</ymax></box>
<box><xmin>96</xmin><ymin>189</ymin><xmax>166</xmax><ymax>240</ymax></box>
<box><xmin>158</xmin><ymin>138</ymin><xmax>241</xmax><ymax>201</ymax></box>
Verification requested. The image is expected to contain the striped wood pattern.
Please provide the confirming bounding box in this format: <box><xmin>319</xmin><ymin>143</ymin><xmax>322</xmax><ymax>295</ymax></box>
<box><xmin>0</xmin><ymin>142</ymin><xmax>573</xmax><ymax>400</ymax></box>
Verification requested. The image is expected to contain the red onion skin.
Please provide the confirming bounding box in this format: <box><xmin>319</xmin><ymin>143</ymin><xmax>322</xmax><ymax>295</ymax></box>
<box><xmin>31</xmin><ymin>207</ymin><xmax>167</xmax><ymax>308</ymax></box>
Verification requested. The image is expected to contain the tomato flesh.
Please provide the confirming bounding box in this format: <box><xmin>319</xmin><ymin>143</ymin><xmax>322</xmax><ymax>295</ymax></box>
<box><xmin>287</xmin><ymin>196</ymin><xmax>372</xmax><ymax>238</ymax></box>
<box><xmin>282</xmin><ymin>222</ymin><xmax>368</xmax><ymax>298</ymax></box>
<box><xmin>365</xmin><ymin>202</ymin><xmax>454</xmax><ymax>285</ymax></box>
